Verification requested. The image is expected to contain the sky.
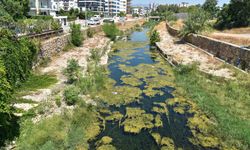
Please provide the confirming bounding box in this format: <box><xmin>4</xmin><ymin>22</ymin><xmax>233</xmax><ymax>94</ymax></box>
<box><xmin>132</xmin><ymin>0</ymin><xmax>230</xmax><ymax>7</ymax></box>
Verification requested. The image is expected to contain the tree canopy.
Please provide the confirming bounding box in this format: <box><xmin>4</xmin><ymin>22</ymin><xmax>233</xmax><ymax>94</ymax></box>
<box><xmin>202</xmin><ymin>0</ymin><xmax>219</xmax><ymax>18</ymax></box>
<box><xmin>215</xmin><ymin>0</ymin><xmax>250</xmax><ymax>29</ymax></box>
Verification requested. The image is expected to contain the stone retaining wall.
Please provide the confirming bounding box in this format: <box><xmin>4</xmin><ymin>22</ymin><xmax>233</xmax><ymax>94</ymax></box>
<box><xmin>166</xmin><ymin>23</ymin><xmax>250</xmax><ymax>71</ymax></box>
<box><xmin>38</xmin><ymin>33</ymin><xmax>70</xmax><ymax>61</ymax></box>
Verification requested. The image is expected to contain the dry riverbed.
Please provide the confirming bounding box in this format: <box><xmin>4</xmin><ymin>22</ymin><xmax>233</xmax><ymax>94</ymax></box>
<box><xmin>155</xmin><ymin>22</ymin><xmax>234</xmax><ymax>79</ymax></box>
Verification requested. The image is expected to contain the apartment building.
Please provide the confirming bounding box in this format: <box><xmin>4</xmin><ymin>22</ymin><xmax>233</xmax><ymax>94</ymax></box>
<box><xmin>51</xmin><ymin>0</ymin><xmax>78</xmax><ymax>11</ymax></box>
<box><xmin>78</xmin><ymin>0</ymin><xmax>105</xmax><ymax>12</ymax></box>
<box><xmin>29</xmin><ymin>0</ymin><xmax>129</xmax><ymax>17</ymax></box>
<box><xmin>104</xmin><ymin>0</ymin><xmax>127</xmax><ymax>16</ymax></box>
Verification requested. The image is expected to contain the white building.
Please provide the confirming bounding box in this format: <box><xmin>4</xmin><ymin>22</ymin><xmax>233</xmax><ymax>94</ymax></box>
<box><xmin>51</xmin><ymin>0</ymin><xmax>78</xmax><ymax>11</ymax></box>
<box><xmin>104</xmin><ymin>0</ymin><xmax>127</xmax><ymax>16</ymax></box>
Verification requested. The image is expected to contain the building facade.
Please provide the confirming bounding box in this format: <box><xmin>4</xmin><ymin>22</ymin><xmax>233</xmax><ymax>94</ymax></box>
<box><xmin>29</xmin><ymin>0</ymin><xmax>129</xmax><ymax>17</ymax></box>
<box><xmin>78</xmin><ymin>0</ymin><xmax>105</xmax><ymax>13</ymax></box>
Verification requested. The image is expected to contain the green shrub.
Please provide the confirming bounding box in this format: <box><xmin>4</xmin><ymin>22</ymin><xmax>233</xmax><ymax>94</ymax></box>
<box><xmin>63</xmin><ymin>59</ymin><xmax>81</xmax><ymax>84</ymax></box>
<box><xmin>51</xmin><ymin>20</ymin><xmax>61</xmax><ymax>30</ymax></box>
<box><xmin>163</xmin><ymin>11</ymin><xmax>177</xmax><ymax>22</ymax></box>
<box><xmin>89</xmin><ymin>48</ymin><xmax>102</xmax><ymax>64</ymax></box>
<box><xmin>70</xmin><ymin>23</ymin><xmax>83</xmax><ymax>46</ymax></box>
<box><xmin>55</xmin><ymin>95</ymin><xmax>61</xmax><ymax>107</ymax></box>
<box><xmin>64</xmin><ymin>86</ymin><xmax>80</xmax><ymax>105</ymax></box>
<box><xmin>102</xmin><ymin>23</ymin><xmax>120</xmax><ymax>41</ymax></box>
<box><xmin>77</xmin><ymin>66</ymin><xmax>105</xmax><ymax>94</ymax></box>
<box><xmin>87</xmin><ymin>28</ymin><xmax>95</xmax><ymax>38</ymax></box>
<box><xmin>150</xmin><ymin>30</ymin><xmax>160</xmax><ymax>45</ymax></box>
<box><xmin>180</xmin><ymin>8</ymin><xmax>210</xmax><ymax>37</ymax></box>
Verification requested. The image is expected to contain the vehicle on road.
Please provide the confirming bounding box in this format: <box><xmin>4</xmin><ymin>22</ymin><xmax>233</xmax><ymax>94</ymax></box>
<box><xmin>103</xmin><ymin>18</ymin><xmax>115</xmax><ymax>24</ymax></box>
<box><xmin>87</xmin><ymin>18</ymin><xmax>101</xmax><ymax>25</ymax></box>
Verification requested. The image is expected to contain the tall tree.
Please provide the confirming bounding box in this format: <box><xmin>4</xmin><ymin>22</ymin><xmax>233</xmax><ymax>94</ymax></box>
<box><xmin>202</xmin><ymin>0</ymin><xmax>219</xmax><ymax>18</ymax></box>
<box><xmin>216</xmin><ymin>0</ymin><xmax>250</xmax><ymax>29</ymax></box>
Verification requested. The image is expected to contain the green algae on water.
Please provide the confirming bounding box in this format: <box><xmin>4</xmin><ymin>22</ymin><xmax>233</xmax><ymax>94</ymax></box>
<box><xmin>151</xmin><ymin>132</ymin><xmax>161</xmax><ymax>145</ymax></box>
<box><xmin>120</xmin><ymin>75</ymin><xmax>143</xmax><ymax>86</ymax></box>
<box><xmin>122</xmin><ymin>107</ymin><xmax>154</xmax><ymax>134</ymax></box>
<box><xmin>161</xmin><ymin>137</ymin><xmax>175</xmax><ymax>150</ymax></box>
<box><xmin>96</xmin><ymin>144</ymin><xmax>116</xmax><ymax>150</ymax></box>
<box><xmin>154</xmin><ymin>114</ymin><xmax>163</xmax><ymax>128</ymax></box>
<box><xmin>105</xmin><ymin>111</ymin><xmax>123</xmax><ymax>121</ymax></box>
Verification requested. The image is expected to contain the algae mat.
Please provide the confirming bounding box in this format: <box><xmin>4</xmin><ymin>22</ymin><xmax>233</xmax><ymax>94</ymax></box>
<box><xmin>90</xmin><ymin>28</ymin><xmax>228</xmax><ymax>150</ymax></box>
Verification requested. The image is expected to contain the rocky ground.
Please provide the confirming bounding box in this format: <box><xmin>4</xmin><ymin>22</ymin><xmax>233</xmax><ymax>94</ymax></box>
<box><xmin>155</xmin><ymin>22</ymin><xmax>234</xmax><ymax>79</ymax></box>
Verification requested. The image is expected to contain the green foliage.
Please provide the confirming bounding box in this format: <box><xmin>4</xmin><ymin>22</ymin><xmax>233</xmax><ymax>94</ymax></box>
<box><xmin>150</xmin><ymin>30</ymin><xmax>160</xmax><ymax>45</ymax></box>
<box><xmin>89</xmin><ymin>48</ymin><xmax>102</xmax><ymax>64</ymax></box>
<box><xmin>15</xmin><ymin>73</ymin><xmax>57</xmax><ymax>94</ymax></box>
<box><xmin>0</xmin><ymin>29</ymin><xmax>38</xmax><ymax>87</ymax></box>
<box><xmin>51</xmin><ymin>20</ymin><xmax>62</xmax><ymax>30</ymax></box>
<box><xmin>180</xmin><ymin>8</ymin><xmax>210</xmax><ymax>37</ymax></box>
<box><xmin>87</xmin><ymin>28</ymin><xmax>95</xmax><ymax>38</ymax></box>
<box><xmin>0</xmin><ymin>0</ymin><xmax>29</xmax><ymax>20</ymax></box>
<box><xmin>162</xmin><ymin>11</ymin><xmax>177</xmax><ymax>22</ymax></box>
<box><xmin>55</xmin><ymin>95</ymin><xmax>61</xmax><ymax>107</ymax></box>
<box><xmin>17</xmin><ymin>105</ymin><xmax>101</xmax><ymax>149</ymax></box>
<box><xmin>70</xmin><ymin>23</ymin><xmax>83</xmax><ymax>47</ymax></box>
<box><xmin>102</xmin><ymin>23</ymin><xmax>120</xmax><ymax>41</ymax></box>
<box><xmin>215</xmin><ymin>0</ymin><xmax>250</xmax><ymax>29</ymax></box>
<box><xmin>63</xmin><ymin>59</ymin><xmax>81</xmax><ymax>84</ymax></box>
<box><xmin>77</xmin><ymin>66</ymin><xmax>105</xmax><ymax>94</ymax></box>
<box><xmin>174</xmin><ymin>65</ymin><xmax>250</xmax><ymax>149</ymax></box>
<box><xmin>0</xmin><ymin>59</ymin><xmax>11</xmax><ymax>113</ymax></box>
<box><xmin>202</xmin><ymin>0</ymin><xmax>219</xmax><ymax>18</ymax></box>
<box><xmin>118</xmin><ymin>11</ymin><xmax>126</xmax><ymax>17</ymax></box>
<box><xmin>64</xmin><ymin>86</ymin><xmax>80</xmax><ymax>105</ymax></box>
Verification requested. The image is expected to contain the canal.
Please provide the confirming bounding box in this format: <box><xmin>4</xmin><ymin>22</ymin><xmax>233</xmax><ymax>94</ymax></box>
<box><xmin>89</xmin><ymin>28</ymin><xmax>217</xmax><ymax>150</ymax></box>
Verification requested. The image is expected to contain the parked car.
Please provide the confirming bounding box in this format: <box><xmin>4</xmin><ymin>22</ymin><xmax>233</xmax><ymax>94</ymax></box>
<box><xmin>87</xmin><ymin>18</ymin><xmax>100</xmax><ymax>25</ymax></box>
<box><xmin>103</xmin><ymin>18</ymin><xmax>115</xmax><ymax>24</ymax></box>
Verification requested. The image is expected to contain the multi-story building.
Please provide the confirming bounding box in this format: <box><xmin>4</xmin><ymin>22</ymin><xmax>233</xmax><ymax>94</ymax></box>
<box><xmin>51</xmin><ymin>0</ymin><xmax>78</xmax><ymax>11</ymax></box>
<box><xmin>29</xmin><ymin>0</ymin><xmax>78</xmax><ymax>16</ymax></box>
<box><xmin>29</xmin><ymin>0</ymin><xmax>128</xmax><ymax>17</ymax></box>
<box><xmin>29</xmin><ymin>0</ymin><xmax>53</xmax><ymax>15</ymax></box>
<box><xmin>104</xmin><ymin>0</ymin><xmax>127</xmax><ymax>16</ymax></box>
<box><xmin>78</xmin><ymin>0</ymin><xmax>105</xmax><ymax>13</ymax></box>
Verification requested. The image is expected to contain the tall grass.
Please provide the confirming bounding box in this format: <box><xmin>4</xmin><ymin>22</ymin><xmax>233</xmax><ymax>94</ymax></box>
<box><xmin>16</xmin><ymin>103</ymin><xmax>100</xmax><ymax>150</ymax></box>
<box><xmin>174</xmin><ymin>65</ymin><xmax>250</xmax><ymax>149</ymax></box>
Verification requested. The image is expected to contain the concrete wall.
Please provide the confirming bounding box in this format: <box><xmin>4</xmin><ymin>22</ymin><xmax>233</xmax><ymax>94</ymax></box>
<box><xmin>166</xmin><ymin>23</ymin><xmax>250</xmax><ymax>71</ymax></box>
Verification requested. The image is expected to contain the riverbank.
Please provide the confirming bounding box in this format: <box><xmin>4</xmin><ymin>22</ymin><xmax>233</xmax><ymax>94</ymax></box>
<box><xmin>5</xmin><ymin>20</ymin><xmax>146</xmax><ymax>149</ymax></box>
<box><xmin>155</xmin><ymin>21</ymin><xmax>250</xmax><ymax>149</ymax></box>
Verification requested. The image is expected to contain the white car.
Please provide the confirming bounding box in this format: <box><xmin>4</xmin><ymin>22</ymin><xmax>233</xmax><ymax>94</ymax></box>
<box><xmin>87</xmin><ymin>18</ymin><xmax>100</xmax><ymax>25</ymax></box>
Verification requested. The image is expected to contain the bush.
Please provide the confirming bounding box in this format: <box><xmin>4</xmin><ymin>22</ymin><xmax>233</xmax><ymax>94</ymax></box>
<box><xmin>102</xmin><ymin>23</ymin><xmax>120</xmax><ymax>41</ymax></box>
<box><xmin>55</xmin><ymin>95</ymin><xmax>61</xmax><ymax>107</ymax></box>
<box><xmin>163</xmin><ymin>11</ymin><xmax>177</xmax><ymax>22</ymax></box>
<box><xmin>51</xmin><ymin>20</ymin><xmax>61</xmax><ymax>30</ymax></box>
<box><xmin>179</xmin><ymin>8</ymin><xmax>210</xmax><ymax>37</ymax></box>
<box><xmin>150</xmin><ymin>30</ymin><xmax>160</xmax><ymax>45</ymax></box>
<box><xmin>70</xmin><ymin>23</ymin><xmax>83</xmax><ymax>46</ymax></box>
<box><xmin>63</xmin><ymin>59</ymin><xmax>81</xmax><ymax>84</ymax></box>
<box><xmin>64</xmin><ymin>86</ymin><xmax>80</xmax><ymax>105</ymax></box>
<box><xmin>87</xmin><ymin>28</ymin><xmax>95</xmax><ymax>38</ymax></box>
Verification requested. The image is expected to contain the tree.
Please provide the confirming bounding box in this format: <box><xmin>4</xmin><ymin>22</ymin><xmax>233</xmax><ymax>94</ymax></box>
<box><xmin>202</xmin><ymin>0</ymin><xmax>219</xmax><ymax>18</ymax></box>
<box><xmin>180</xmin><ymin>8</ymin><xmax>210</xmax><ymax>37</ymax></box>
<box><xmin>118</xmin><ymin>11</ymin><xmax>126</xmax><ymax>17</ymax></box>
<box><xmin>215</xmin><ymin>0</ymin><xmax>250</xmax><ymax>29</ymax></box>
<box><xmin>0</xmin><ymin>0</ymin><xmax>30</xmax><ymax>20</ymax></box>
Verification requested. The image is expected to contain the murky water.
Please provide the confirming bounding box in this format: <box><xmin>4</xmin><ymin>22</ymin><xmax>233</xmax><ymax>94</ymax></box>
<box><xmin>89</xmin><ymin>29</ymin><xmax>210</xmax><ymax>150</ymax></box>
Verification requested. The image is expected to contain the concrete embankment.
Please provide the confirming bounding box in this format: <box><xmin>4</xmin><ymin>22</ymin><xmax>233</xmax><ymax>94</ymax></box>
<box><xmin>165</xmin><ymin>22</ymin><xmax>250</xmax><ymax>71</ymax></box>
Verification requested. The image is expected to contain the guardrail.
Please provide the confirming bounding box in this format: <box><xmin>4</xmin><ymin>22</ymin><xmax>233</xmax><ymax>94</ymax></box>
<box><xmin>18</xmin><ymin>28</ymin><xmax>64</xmax><ymax>40</ymax></box>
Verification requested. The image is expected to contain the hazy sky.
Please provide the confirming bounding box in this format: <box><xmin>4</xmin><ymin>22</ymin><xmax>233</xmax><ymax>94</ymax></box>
<box><xmin>132</xmin><ymin>0</ymin><xmax>230</xmax><ymax>6</ymax></box>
